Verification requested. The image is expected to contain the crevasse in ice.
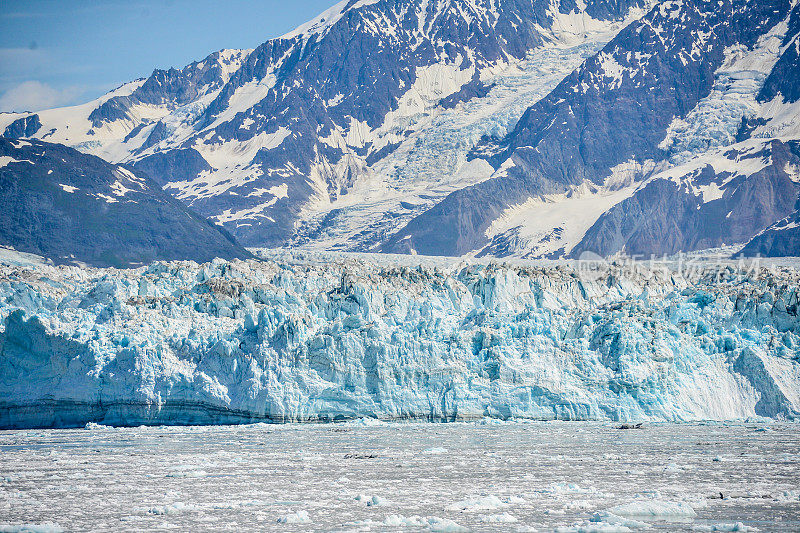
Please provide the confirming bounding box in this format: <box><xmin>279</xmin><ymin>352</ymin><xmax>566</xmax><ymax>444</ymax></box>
<box><xmin>0</xmin><ymin>252</ymin><xmax>798</xmax><ymax>428</ymax></box>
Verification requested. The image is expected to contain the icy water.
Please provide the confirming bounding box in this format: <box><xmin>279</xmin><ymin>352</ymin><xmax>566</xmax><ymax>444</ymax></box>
<box><xmin>1</xmin><ymin>422</ymin><xmax>799</xmax><ymax>532</ymax></box>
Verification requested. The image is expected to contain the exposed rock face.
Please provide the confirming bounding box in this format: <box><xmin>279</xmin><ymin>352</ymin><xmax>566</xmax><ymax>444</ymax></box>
<box><xmin>574</xmin><ymin>140</ymin><xmax>800</xmax><ymax>257</ymax></box>
<box><xmin>737</xmin><ymin>200</ymin><xmax>800</xmax><ymax>257</ymax></box>
<box><xmin>3</xmin><ymin>115</ymin><xmax>41</xmax><ymax>139</ymax></box>
<box><xmin>758</xmin><ymin>5</ymin><xmax>800</xmax><ymax>105</ymax></box>
<box><xmin>1</xmin><ymin>253</ymin><xmax>798</xmax><ymax>429</ymax></box>
<box><xmin>132</xmin><ymin>148</ymin><xmax>213</xmax><ymax>187</ymax></box>
<box><xmin>0</xmin><ymin>138</ymin><xmax>249</xmax><ymax>268</ymax></box>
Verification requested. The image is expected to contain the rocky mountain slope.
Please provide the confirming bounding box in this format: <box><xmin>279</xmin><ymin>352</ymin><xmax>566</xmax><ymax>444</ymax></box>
<box><xmin>1</xmin><ymin>0</ymin><xmax>799</xmax><ymax>258</ymax></box>
<box><xmin>1</xmin><ymin>252</ymin><xmax>798</xmax><ymax>429</ymax></box>
<box><xmin>385</xmin><ymin>0</ymin><xmax>800</xmax><ymax>258</ymax></box>
<box><xmin>737</xmin><ymin>198</ymin><xmax>800</xmax><ymax>258</ymax></box>
<box><xmin>0</xmin><ymin>138</ymin><xmax>249</xmax><ymax>267</ymax></box>
<box><xmin>0</xmin><ymin>0</ymin><xmax>651</xmax><ymax>249</ymax></box>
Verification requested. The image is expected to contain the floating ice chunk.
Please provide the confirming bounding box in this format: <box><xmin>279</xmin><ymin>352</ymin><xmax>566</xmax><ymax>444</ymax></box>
<box><xmin>663</xmin><ymin>462</ymin><xmax>695</xmax><ymax>473</ymax></box>
<box><xmin>477</xmin><ymin>416</ymin><xmax>509</xmax><ymax>425</ymax></box>
<box><xmin>606</xmin><ymin>500</ymin><xmax>697</xmax><ymax>518</ymax></box>
<box><xmin>367</xmin><ymin>496</ymin><xmax>390</xmax><ymax>507</ymax></box>
<box><xmin>0</xmin><ymin>525</ymin><xmax>64</xmax><ymax>533</ymax></box>
<box><xmin>633</xmin><ymin>490</ymin><xmax>661</xmax><ymax>500</ymax></box>
<box><xmin>383</xmin><ymin>515</ymin><xmax>427</xmax><ymax>527</ymax></box>
<box><xmin>347</xmin><ymin>417</ymin><xmax>388</xmax><ymax>427</ymax></box>
<box><xmin>447</xmin><ymin>495</ymin><xmax>509</xmax><ymax>512</ymax></box>
<box><xmin>478</xmin><ymin>512</ymin><xmax>518</xmax><ymax>523</ymax></box>
<box><xmin>164</xmin><ymin>470</ymin><xmax>208</xmax><ymax>478</ymax></box>
<box><xmin>147</xmin><ymin>502</ymin><xmax>200</xmax><ymax>515</ymax></box>
<box><xmin>566</xmin><ymin>501</ymin><xmax>596</xmax><ymax>511</ymax></box>
<box><xmin>355</xmin><ymin>494</ymin><xmax>390</xmax><ymax>507</ymax></box>
<box><xmin>382</xmin><ymin>515</ymin><xmax>467</xmax><ymax>532</ymax></box>
<box><xmin>554</xmin><ymin>509</ymin><xmax>651</xmax><ymax>532</ymax></box>
<box><xmin>774</xmin><ymin>489</ymin><xmax>800</xmax><ymax>502</ymax></box>
<box><xmin>422</xmin><ymin>447</ymin><xmax>448</xmax><ymax>454</ymax></box>
<box><xmin>590</xmin><ymin>511</ymin><xmax>650</xmax><ymax>529</ymax></box>
<box><xmin>425</xmin><ymin>516</ymin><xmax>469</xmax><ymax>532</ymax></box>
<box><xmin>541</xmin><ymin>483</ymin><xmax>599</xmax><ymax>495</ymax></box>
<box><xmin>276</xmin><ymin>510</ymin><xmax>311</xmax><ymax>523</ymax></box>
<box><xmin>83</xmin><ymin>422</ymin><xmax>108</xmax><ymax>430</ymax></box>
<box><xmin>692</xmin><ymin>523</ymin><xmax>759</xmax><ymax>532</ymax></box>
<box><xmin>554</xmin><ymin>523</ymin><xmax>634</xmax><ymax>533</ymax></box>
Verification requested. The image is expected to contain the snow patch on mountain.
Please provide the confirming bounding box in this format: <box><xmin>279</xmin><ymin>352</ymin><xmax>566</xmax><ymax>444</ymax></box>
<box><xmin>658</xmin><ymin>140</ymin><xmax>773</xmax><ymax>186</ymax></box>
<box><xmin>0</xmin><ymin>156</ymin><xmax>24</xmax><ymax>169</ymax></box>
<box><xmin>754</xmin><ymin>94</ymin><xmax>800</xmax><ymax>141</ymax></box>
<box><xmin>281</xmin><ymin>0</ymin><xmax>381</xmax><ymax>40</ymax></box>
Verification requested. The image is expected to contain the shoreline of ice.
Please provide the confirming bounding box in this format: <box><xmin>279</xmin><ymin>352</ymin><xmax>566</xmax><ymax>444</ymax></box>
<box><xmin>1</xmin><ymin>251</ymin><xmax>799</xmax><ymax>429</ymax></box>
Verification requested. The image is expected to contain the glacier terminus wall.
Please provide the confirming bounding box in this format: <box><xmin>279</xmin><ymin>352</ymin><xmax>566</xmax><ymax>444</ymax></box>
<box><xmin>0</xmin><ymin>251</ymin><xmax>799</xmax><ymax>429</ymax></box>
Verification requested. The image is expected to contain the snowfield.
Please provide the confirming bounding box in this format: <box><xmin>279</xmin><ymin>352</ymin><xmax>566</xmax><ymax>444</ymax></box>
<box><xmin>1</xmin><ymin>249</ymin><xmax>799</xmax><ymax>428</ymax></box>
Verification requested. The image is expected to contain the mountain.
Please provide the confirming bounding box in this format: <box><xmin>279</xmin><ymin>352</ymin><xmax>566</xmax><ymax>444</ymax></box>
<box><xmin>0</xmin><ymin>137</ymin><xmax>249</xmax><ymax>267</ymax></box>
<box><xmin>384</xmin><ymin>0</ymin><xmax>800</xmax><ymax>258</ymax></box>
<box><xmin>574</xmin><ymin>140</ymin><xmax>800</xmax><ymax>258</ymax></box>
<box><xmin>737</xmin><ymin>196</ymin><xmax>800</xmax><ymax>257</ymax></box>
<box><xmin>1</xmin><ymin>0</ymin><xmax>799</xmax><ymax>259</ymax></box>
<box><xmin>0</xmin><ymin>0</ymin><xmax>651</xmax><ymax>249</ymax></box>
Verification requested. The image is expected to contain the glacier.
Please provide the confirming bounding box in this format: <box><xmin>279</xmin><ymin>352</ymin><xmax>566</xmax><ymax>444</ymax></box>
<box><xmin>0</xmin><ymin>250</ymin><xmax>799</xmax><ymax>429</ymax></box>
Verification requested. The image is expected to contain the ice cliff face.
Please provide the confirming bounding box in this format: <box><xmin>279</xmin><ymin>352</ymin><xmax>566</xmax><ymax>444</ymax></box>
<box><xmin>1</xmin><ymin>251</ymin><xmax>798</xmax><ymax>429</ymax></box>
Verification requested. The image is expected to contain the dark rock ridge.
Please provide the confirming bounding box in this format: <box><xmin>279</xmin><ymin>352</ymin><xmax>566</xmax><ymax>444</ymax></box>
<box><xmin>132</xmin><ymin>148</ymin><xmax>213</xmax><ymax>188</ymax></box>
<box><xmin>3</xmin><ymin>114</ymin><xmax>41</xmax><ymax>139</ymax></box>
<box><xmin>737</xmin><ymin>192</ymin><xmax>800</xmax><ymax>258</ymax></box>
<box><xmin>737</xmin><ymin>210</ymin><xmax>800</xmax><ymax>257</ymax></box>
<box><xmin>0</xmin><ymin>137</ymin><xmax>249</xmax><ymax>268</ymax></box>
<box><xmin>758</xmin><ymin>4</ymin><xmax>800</xmax><ymax>105</ymax></box>
<box><xmin>87</xmin><ymin>50</ymin><xmax>246</xmax><ymax>128</ymax></box>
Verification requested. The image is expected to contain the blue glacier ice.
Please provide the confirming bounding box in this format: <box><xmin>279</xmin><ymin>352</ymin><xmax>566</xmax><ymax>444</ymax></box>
<box><xmin>0</xmin><ymin>250</ymin><xmax>798</xmax><ymax>428</ymax></box>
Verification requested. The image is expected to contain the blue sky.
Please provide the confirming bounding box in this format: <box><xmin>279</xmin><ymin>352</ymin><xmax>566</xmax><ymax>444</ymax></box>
<box><xmin>0</xmin><ymin>0</ymin><xmax>337</xmax><ymax>112</ymax></box>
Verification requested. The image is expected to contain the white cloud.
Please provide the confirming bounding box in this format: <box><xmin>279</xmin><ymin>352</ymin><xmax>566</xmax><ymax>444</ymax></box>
<box><xmin>0</xmin><ymin>81</ymin><xmax>83</xmax><ymax>112</ymax></box>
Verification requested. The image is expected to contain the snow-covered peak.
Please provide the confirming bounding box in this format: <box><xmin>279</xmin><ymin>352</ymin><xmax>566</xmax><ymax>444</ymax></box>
<box><xmin>280</xmin><ymin>0</ymin><xmax>381</xmax><ymax>40</ymax></box>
